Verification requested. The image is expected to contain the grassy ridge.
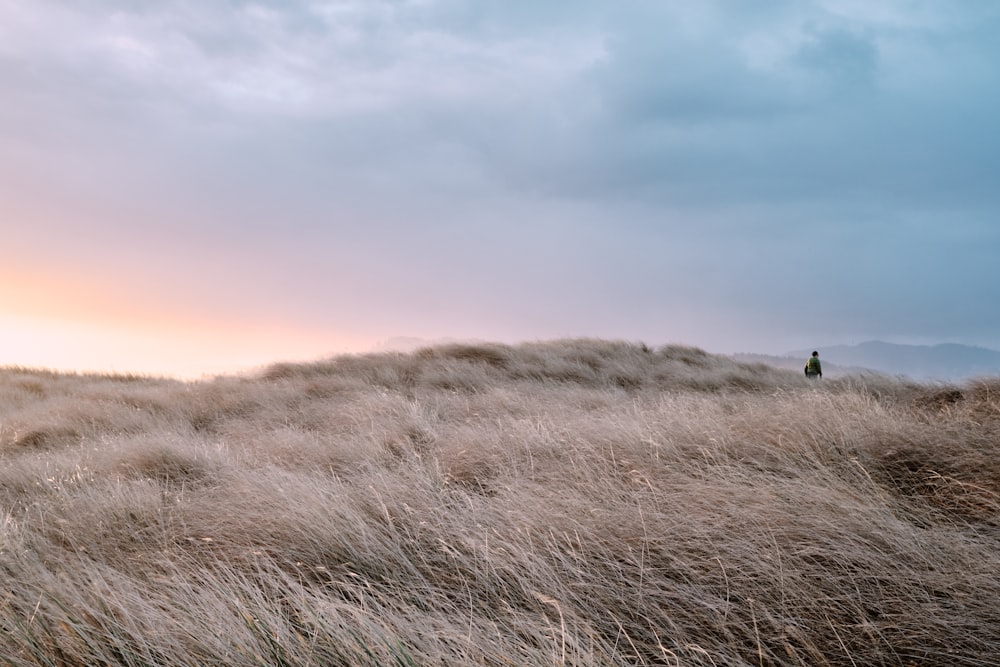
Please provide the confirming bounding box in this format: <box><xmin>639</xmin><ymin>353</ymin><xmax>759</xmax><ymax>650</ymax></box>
<box><xmin>0</xmin><ymin>339</ymin><xmax>997</xmax><ymax>665</ymax></box>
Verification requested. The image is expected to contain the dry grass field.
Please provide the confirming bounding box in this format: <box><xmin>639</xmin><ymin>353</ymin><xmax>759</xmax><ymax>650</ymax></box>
<box><xmin>0</xmin><ymin>339</ymin><xmax>998</xmax><ymax>666</ymax></box>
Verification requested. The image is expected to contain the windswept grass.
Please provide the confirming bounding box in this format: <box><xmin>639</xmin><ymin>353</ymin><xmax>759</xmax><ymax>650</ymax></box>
<box><xmin>0</xmin><ymin>339</ymin><xmax>997</xmax><ymax>665</ymax></box>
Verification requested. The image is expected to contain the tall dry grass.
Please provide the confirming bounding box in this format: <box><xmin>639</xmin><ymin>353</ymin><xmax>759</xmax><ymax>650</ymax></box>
<box><xmin>0</xmin><ymin>339</ymin><xmax>997</xmax><ymax>666</ymax></box>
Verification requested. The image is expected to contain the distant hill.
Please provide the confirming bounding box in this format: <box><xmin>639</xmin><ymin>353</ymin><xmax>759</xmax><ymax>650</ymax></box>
<box><xmin>371</xmin><ymin>337</ymin><xmax>472</xmax><ymax>353</ymax></box>
<box><xmin>784</xmin><ymin>341</ymin><xmax>1000</xmax><ymax>381</ymax></box>
<box><xmin>729</xmin><ymin>353</ymin><xmax>873</xmax><ymax>379</ymax></box>
<box><xmin>381</xmin><ymin>339</ymin><xmax>1000</xmax><ymax>382</ymax></box>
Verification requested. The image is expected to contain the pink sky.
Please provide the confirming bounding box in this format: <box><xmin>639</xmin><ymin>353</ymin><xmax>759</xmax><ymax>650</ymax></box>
<box><xmin>0</xmin><ymin>264</ymin><xmax>366</xmax><ymax>378</ymax></box>
<box><xmin>2</xmin><ymin>2</ymin><xmax>998</xmax><ymax>378</ymax></box>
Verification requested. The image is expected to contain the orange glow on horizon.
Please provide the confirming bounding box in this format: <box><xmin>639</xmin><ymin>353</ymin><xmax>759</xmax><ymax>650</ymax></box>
<box><xmin>0</xmin><ymin>263</ymin><xmax>218</xmax><ymax>334</ymax></box>
<box><xmin>0</xmin><ymin>310</ymin><xmax>373</xmax><ymax>379</ymax></box>
<box><xmin>0</xmin><ymin>266</ymin><xmax>372</xmax><ymax>378</ymax></box>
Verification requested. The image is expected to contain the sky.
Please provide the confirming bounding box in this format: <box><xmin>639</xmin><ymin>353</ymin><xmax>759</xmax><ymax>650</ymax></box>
<box><xmin>1</xmin><ymin>0</ymin><xmax>999</xmax><ymax>378</ymax></box>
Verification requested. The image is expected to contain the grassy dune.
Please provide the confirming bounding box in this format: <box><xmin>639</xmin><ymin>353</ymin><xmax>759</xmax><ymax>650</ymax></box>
<box><xmin>0</xmin><ymin>339</ymin><xmax>997</xmax><ymax>666</ymax></box>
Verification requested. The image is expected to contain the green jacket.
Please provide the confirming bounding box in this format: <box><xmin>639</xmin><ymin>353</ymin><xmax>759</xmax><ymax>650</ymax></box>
<box><xmin>805</xmin><ymin>356</ymin><xmax>822</xmax><ymax>376</ymax></box>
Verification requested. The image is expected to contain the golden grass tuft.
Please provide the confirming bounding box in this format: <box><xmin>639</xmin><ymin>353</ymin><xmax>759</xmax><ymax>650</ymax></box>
<box><xmin>0</xmin><ymin>340</ymin><xmax>997</xmax><ymax>665</ymax></box>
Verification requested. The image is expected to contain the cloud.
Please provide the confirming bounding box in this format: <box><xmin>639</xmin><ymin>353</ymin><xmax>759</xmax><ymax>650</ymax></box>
<box><xmin>9</xmin><ymin>0</ymin><xmax>993</xmax><ymax>219</ymax></box>
<box><xmin>1</xmin><ymin>0</ymin><xmax>999</xmax><ymax>367</ymax></box>
<box><xmin>794</xmin><ymin>25</ymin><xmax>878</xmax><ymax>87</ymax></box>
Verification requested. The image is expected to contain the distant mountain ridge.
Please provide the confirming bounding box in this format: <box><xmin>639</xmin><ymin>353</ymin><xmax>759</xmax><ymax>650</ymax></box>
<box><xmin>786</xmin><ymin>341</ymin><xmax>1000</xmax><ymax>381</ymax></box>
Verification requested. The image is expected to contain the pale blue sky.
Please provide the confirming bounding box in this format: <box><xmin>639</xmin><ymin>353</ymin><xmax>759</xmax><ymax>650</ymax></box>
<box><xmin>1</xmin><ymin>0</ymin><xmax>998</xmax><ymax>376</ymax></box>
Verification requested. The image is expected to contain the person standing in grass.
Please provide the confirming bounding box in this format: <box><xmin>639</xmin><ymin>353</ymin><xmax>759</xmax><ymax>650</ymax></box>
<box><xmin>804</xmin><ymin>351</ymin><xmax>822</xmax><ymax>379</ymax></box>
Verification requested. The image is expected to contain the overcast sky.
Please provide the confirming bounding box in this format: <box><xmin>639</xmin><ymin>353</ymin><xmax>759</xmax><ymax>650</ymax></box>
<box><xmin>1</xmin><ymin>0</ymin><xmax>998</xmax><ymax>377</ymax></box>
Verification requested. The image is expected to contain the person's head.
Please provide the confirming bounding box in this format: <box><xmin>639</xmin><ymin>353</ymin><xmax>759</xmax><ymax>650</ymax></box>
<box><xmin>812</xmin><ymin>351</ymin><xmax>819</xmax><ymax>357</ymax></box>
